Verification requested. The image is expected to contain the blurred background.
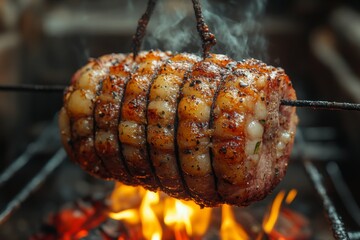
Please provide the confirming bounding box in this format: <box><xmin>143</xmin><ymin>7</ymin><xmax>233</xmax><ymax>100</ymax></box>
<box><xmin>0</xmin><ymin>0</ymin><xmax>359</xmax><ymax>238</ymax></box>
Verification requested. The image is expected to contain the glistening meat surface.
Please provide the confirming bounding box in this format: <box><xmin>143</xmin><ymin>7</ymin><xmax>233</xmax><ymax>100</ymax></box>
<box><xmin>59</xmin><ymin>50</ymin><xmax>298</xmax><ymax>207</ymax></box>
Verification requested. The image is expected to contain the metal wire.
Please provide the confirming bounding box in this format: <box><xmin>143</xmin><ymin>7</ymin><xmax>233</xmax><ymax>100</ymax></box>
<box><xmin>304</xmin><ymin>160</ymin><xmax>350</xmax><ymax>240</ymax></box>
<box><xmin>0</xmin><ymin>149</ymin><xmax>66</xmax><ymax>224</ymax></box>
<box><xmin>281</xmin><ymin>99</ymin><xmax>360</xmax><ymax>111</ymax></box>
<box><xmin>0</xmin><ymin>120</ymin><xmax>60</xmax><ymax>186</ymax></box>
<box><xmin>0</xmin><ymin>84</ymin><xmax>65</xmax><ymax>92</ymax></box>
<box><xmin>1</xmin><ymin>84</ymin><xmax>360</xmax><ymax>112</ymax></box>
<box><xmin>327</xmin><ymin>162</ymin><xmax>360</xmax><ymax>227</ymax></box>
<box><xmin>348</xmin><ymin>231</ymin><xmax>360</xmax><ymax>240</ymax></box>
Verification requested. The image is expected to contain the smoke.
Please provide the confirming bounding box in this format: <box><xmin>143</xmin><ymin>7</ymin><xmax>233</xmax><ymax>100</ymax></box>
<box><xmin>143</xmin><ymin>0</ymin><xmax>268</xmax><ymax>60</ymax></box>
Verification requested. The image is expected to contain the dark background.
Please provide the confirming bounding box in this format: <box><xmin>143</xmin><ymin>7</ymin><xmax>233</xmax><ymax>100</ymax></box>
<box><xmin>0</xmin><ymin>0</ymin><xmax>359</xmax><ymax>238</ymax></box>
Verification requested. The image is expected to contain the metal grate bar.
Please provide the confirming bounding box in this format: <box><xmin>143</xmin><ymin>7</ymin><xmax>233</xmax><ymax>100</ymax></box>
<box><xmin>327</xmin><ymin>162</ymin><xmax>360</xmax><ymax>226</ymax></box>
<box><xmin>0</xmin><ymin>122</ymin><xmax>59</xmax><ymax>187</ymax></box>
<box><xmin>348</xmin><ymin>231</ymin><xmax>360</xmax><ymax>240</ymax></box>
<box><xmin>0</xmin><ymin>149</ymin><xmax>66</xmax><ymax>224</ymax></box>
<box><xmin>304</xmin><ymin>160</ymin><xmax>349</xmax><ymax>240</ymax></box>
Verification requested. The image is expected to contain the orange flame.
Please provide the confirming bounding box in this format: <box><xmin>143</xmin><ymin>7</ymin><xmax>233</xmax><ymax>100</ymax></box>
<box><xmin>108</xmin><ymin>183</ymin><xmax>298</xmax><ymax>240</ymax></box>
<box><xmin>140</xmin><ymin>191</ymin><xmax>162</xmax><ymax>240</ymax></box>
<box><xmin>108</xmin><ymin>209</ymin><xmax>139</xmax><ymax>224</ymax></box>
<box><xmin>186</xmin><ymin>201</ymin><xmax>212</xmax><ymax>237</ymax></box>
<box><xmin>285</xmin><ymin>189</ymin><xmax>297</xmax><ymax>204</ymax></box>
<box><xmin>109</xmin><ymin>182</ymin><xmax>145</xmax><ymax>212</ymax></box>
<box><xmin>263</xmin><ymin>191</ymin><xmax>286</xmax><ymax>233</ymax></box>
<box><xmin>262</xmin><ymin>189</ymin><xmax>298</xmax><ymax>234</ymax></box>
<box><xmin>163</xmin><ymin>198</ymin><xmax>212</xmax><ymax>238</ymax></box>
<box><xmin>164</xmin><ymin>198</ymin><xmax>193</xmax><ymax>236</ymax></box>
<box><xmin>220</xmin><ymin>204</ymin><xmax>249</xmax><ymax>240</ymax></box>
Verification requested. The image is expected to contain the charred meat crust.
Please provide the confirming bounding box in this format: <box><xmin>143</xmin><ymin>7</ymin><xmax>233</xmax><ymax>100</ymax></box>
<box><xmin>93</xmin><ymin>54</ymin><xmax>137</xmax><ymax>185</ymax></box>
<box><xmin>61</xmin><ymin>51</ymin><xmax>298</xmax><ymax>207</ymax></box>
<box><xmin>147</xmin><ymin>53</ymin><xmax>200</xmax><ymax>200</ymax></box>
<box><xmin>119</xmin><ymin>50</ymin><xmax>170</xmax><ymax>191</ymax></box>
<box><xmin>176</xmin><ymin>54</ymin><xmax>232</xmax><ymax>207</ymax></box>
<box><xmin>64</xmin><ymin>54</ymin><xmax>126</xmax><ymax>179</ymax></box>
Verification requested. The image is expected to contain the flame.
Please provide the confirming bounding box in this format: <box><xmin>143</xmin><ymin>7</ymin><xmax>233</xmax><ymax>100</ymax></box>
<box><xmin>262</xmin><ymin>189</ymin><xmax>298</xmax><ymax>234</ymax></box>
<box><xmin>140</xmin><ymin>191</ymin><xmax>162</xmax><ymax>240</ymax></box>
<box><xmin>108</xmin><ymin>209</ymin><xmax>139</xmax><ymax>224</ymax></box>
<box><xmin>164</xmin><ymin>198</ymin><xmax>193</xmax><ymax>236</ymax></box>
<box><xmin>185</xmin><ymin>201</ymin><xmax>212</xmax><ymax>237</ymax></box>
<box><xmin>220</xmin><ymin>204</ymin><xmax>249</xmax><ymax>240</ymax></box>
<box><xmin>285</xmin><ymin>189</ymin><xmax>297</xmax><ymax>204</ymax></box>
<box><xmin>263</xmin><ymin>190</ymin><xmax>286</xmax><ymax>233</ymax></box>
<box><xmin>108</xmin><ymin>183</ymin><xmax>212</xmax><ymax>239</ymax></box>
<box><xmin>108</xmin><ymin>183</ymin><xmax>299</xmax><ymax>239</ymax></box>
<box><xmin>109</xmin><ymin>182</ymin><xmax>145</xmax><ymax>212</ymax></box>
<box><xmin>163</xmin><ymin>198</ymin><xmax>212</xmax><ymax>239</ymax></box>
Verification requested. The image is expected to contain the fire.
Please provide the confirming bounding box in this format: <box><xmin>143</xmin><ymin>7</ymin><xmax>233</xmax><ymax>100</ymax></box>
<box><xmin>163</xmin><ymin>198</ymin><xmax>212</xmax><ymax>238</ymax></box>
<box><xmin>285</xmin><ymin>189</ymin><xmax>297</xmax><ymax>204</ymax></box>
<box><xmin>262</xmin><ymin>189</ymin><xmax>298</xmax><ymax>234</ymax></box>
<box><xmin>185</xmin><ymin>201</ymin><xmax>212</xmax><ymax>237</ymax></box>
<box><xmin>140</xmin><ymin>191</ymin><xmax>163</xmax><ymax>240</ymax></box>
<box><xmin>164</xmin><ymin>198</ymin><xmax>193</xmax><ymax>236</ymax></box>
<box><xmin>108</xmin><ymin>184</ymin><xmax>212</xmax><ymax>239</ymax></box>
<box><xmin>108</xmin><ymin>209</ymin><xmax>139</xmax><ymax>224</ymax></box>
<box><xmin>107</xmin><ymin>183</ymin><xmax>299</xmax><ymax>240</ymax></box>
<box><xmin>220</xmin><ymin>204</ymin><xmax>249</xmax><ymax>240</ymax></box>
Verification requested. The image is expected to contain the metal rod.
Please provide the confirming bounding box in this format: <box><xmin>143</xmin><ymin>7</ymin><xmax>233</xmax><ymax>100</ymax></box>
<box><xmin>281</xmin><ymin>99</ymin><xmax>360</xmax><ymax>111</ymax></box>
<box><xmin>0</xmin><ymin>84</ymin><xmax>65</xmax><ymax>92</ymax></box>
<box><xmin>192</xmin><ymin>0</ymin><xmax>217</xmax><ymax>58</ymax></box>
<box><xmin>327</xmin><ymin>162</ymin><xmax>360</xmax><ymax>227</ymax></box>
<box><xmin>0</xmin><ymin>123</ymin><xmax>58</xmax><ymax>187</ymax></box>
<box><xmin>132</xmin><ymin>0</ymin><xmax>157</xmax><ymax>59</ymax></box>
<box><xmin>0</xmin><ymin>149</ymin><xmax>66</xmax><ymax>224</ymax></box>
<box><xmin>1</xmin><ymin>84</ymin><xmax>360</xmax><ymax>111</ymax></box>
<box><xmin>348</xmin><ymin>231</ymin><xmax>360</xmax><ymax>240</ymax></box>
<box><xmin>0</xmin><ymin>143</ymin><xmax>38</xmax><ymax>187</ymax></box>
<box><xmin>304</xmin><ymin>160</ymin><xmax>349</xmax><ymax>240</ymax></box>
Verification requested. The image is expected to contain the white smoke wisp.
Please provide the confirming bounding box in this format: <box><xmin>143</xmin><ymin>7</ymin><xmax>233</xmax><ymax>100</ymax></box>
<box><xmin>144</xmin><ymin>0</ymin><xmax>197</xmax><ymax>53</ymax></box>
<box><xmin>143</xmin><ymin>0</ymin><xmax>268</xmax><ymax>61</ymax></box>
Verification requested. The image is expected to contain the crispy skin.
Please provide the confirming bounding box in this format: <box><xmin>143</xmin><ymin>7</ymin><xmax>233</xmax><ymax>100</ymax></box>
<box><xmin>60</xmin><ymin>51</ymin><xmax>298</xmax><ymax>207</ymax></box>
<box><xmin>212</xmin><ymin>59</ymin><xmax>298</xmax><ymax>206</ymax></box>
<box><xmin>118</xmin><ymin>51</ymin><xmax>171</xmax><ymax>191</ymax></box>
<box><xmin>177</xmin><ymin>54</ymin><xmax>232</xmax><ymax>206</ymax></box>
<box><xmin>147</xmin><ymin>53</ymin><xmax>200</xmax><ymax>199</ymax></box>
<box><xmin>64</xmin><ymin>54</ymin><xmax>126</xmax><ymax>179</ymax></box>
<box><xmin>94</xmin><ymin>54</ymin><xmax>136</xmax><ymax>185</ymax></box>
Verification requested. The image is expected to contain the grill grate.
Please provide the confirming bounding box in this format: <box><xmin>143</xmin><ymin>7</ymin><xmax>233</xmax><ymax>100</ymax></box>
<box><xmin>0</xmin><ymin>118</ymin><xmax>66</xmax><ymax>224</ymax></box>
<box><xmin>0</xmin><ymin>120</ymin><xmax>359</xmax><ymax>240</ymax></box>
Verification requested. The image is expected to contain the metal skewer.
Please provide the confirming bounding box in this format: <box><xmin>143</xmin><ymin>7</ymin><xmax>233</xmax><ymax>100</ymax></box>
<box><xmin>0</xmin><ymin>84</ymin><xmax>65</xmax><ymax>92</ymax></box>
<box><xmin>280</xmin><ymin>99</ymin><xmax>360</xmax><ymax>111</ymax></box>
<box><xmin>1</xmin><ymin>84</ymin><xmax>360</xmax><ymax>111</ymax></box>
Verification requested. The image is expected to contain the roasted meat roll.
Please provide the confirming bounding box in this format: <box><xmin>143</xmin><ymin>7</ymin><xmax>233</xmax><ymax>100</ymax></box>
<box><xmin>59</xmin><ymin>50</ymin><xmax>298</xmax><ymax>207</ymax></box>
